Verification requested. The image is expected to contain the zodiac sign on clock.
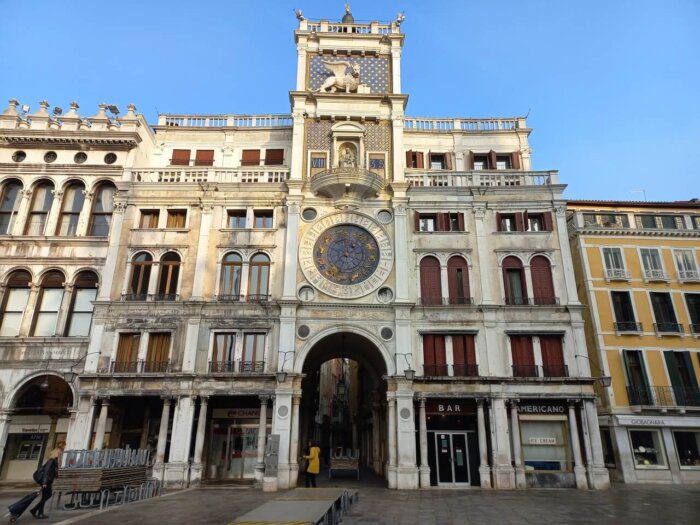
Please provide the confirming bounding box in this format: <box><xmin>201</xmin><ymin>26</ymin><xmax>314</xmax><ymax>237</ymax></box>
<box><xmin>313</xmin><ymin>225</ymin><xmax>380</xmax><ymax>285</ymax></box>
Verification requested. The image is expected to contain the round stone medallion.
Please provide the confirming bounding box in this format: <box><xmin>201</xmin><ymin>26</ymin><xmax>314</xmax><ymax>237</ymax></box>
<box><xmin>299</xmin><ymin>212</ymin><xmax>393</xmax><ymax>299</ymax></box>
<box><xmin>400</xmin><ymin>407</ymin><xmax>411</xmax><ymax>420</ymax></box>
<box><xmin>278</xmin><ymin>405</ymin><xmax>289</xmax><ymax>418</ymax></box>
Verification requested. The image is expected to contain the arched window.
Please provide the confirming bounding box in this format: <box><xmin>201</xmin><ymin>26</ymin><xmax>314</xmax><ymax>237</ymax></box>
<box><xmin>531</xmin><ymin>255</ymin><xmax>556</xmax><ymax>305</ymax></box>
<box><xmin>248</xmin><ymin>253</ymin><xmax>270</xmax><ymax>301</ymax></box>
<box><xmin>157</xmin><ymin>252</ymin><xmax>181</xmax><ymax>300</ymax></box>
<box><xmin>88</xmin><ymin>182</ymin><xmax>116</xmax><ymax>236</ymax></box>
<box><xmin>31</xmin><ymin>270</ymin><xmax>65</xmax><ymax>336</ymax></box>
<box><xmin>67</xmin><ymin>271</ymin><xmax>98</xmax><ymax>336</ymax></box>
<box><xmin>0</xmin><ymin>270</ymin><xmax>31</xmax><ymax>336</ymax></box>
<box><xmin>447</xmin><ymin>256</ymin><xmax>470</xmax><ymax>305</ymax></box>
<box><xmin>419</xmin><ymin>256</ymin><xmax>442</xmax><ymax>305</ymax></box>
<box><xmin>0</xmin><ymin>179</ymin><xmax>22</xmax><ymax>235</ymax></box>
<box><xmin>56</xmin><ymin>181</ymin><xmax>85</xmax><ymax>236</ymax></box>
<box><xmin>503</xmin><ymin>256</ymin><xmax>527</xmax><ymax>305</ymax></box>
<box><xmin>219</xmin><ymin>252</ymin><xmax>242</xmax><ymax>300</ymax></box>
<box><xmin>24</xmin><ymin>181</ymin><xmax>54</xmax><ymax>235</ymax></box>
<box><xmin>128</xmin><ymin>252</ymin><xmax>152</xmax><ymax>300</ymax></box>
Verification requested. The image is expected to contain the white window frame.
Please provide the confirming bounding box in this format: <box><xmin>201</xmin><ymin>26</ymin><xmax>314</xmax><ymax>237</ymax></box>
<box><xmin>672</xmin><ymin>429</ymin><xmax>700</xmax><ymax>470</ymax></box>
<box><xmin>628</xmin><ymin>428</ymin><xmax>669</xmax><ymax>470</ymax></box>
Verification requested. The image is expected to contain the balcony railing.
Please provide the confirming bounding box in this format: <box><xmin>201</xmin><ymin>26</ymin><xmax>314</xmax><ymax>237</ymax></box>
<box><xmin>644</xmin><ymin>269</ymin><xmax>669</xmax><ymax>281</ymax></box>
<box><xmin>158</xmin><ymin>114</ymin><xmax>293</xmax><ymax>128</ymax></box>
<box><xmin>151</xmin><ymin>293</ymin><xmax>179</xmax><ymax>301</ymax></box>
<box><xmin>246</xmin><ymin>294</ymin><xmax>270</xmax><ymax>303</ymax></box>
<box><xmin>504</xmin><ymin>296</ymin><xmax>530</xmax><ymax>306</ymax></box>
<box><xmin>422</xmin><ymin>364</ymin><xmax>480</xmax><ymax>377</ymax></box>
<box><xmin>512</xmin><ymin>364</ymin><xmax>539</xmax><ymax>378</ymax></box>
<box><xmin>654</xmin><ymin>322</ymin><xmax>684</xmax><ymax>335</ymax></box>
<box><xmin>122</xmin><ymin>293</ymin><xmax>148</xmax><ymax>302</ymax></box>
<box><xmin>452</xmin><ymin>364</ymin><xmax>479</xmax><ymax>377</ymax></box>
<box><xmin>605</xmin><ymin>268</ymin><xmax>631</xmax><ymax>280</ymax></box>
<box><xmin>404</xmin><ymin>117</ymin><xmax>525</xmax><ymax>132</ymax></box>
<box><xmin>614</xmin><ymin>321</ymin><xmax>643</xmax><ymax>333</ymax></box>
<box><xmin>110</xmin><ymin>360</ymin><xmax>171</xmax><ymax>374</ymax></box>
<box><xmin>533</xmin><ymin>296</ymin><xmax>559</xmax><ymax>306</ymax></box>
<box><xmin>679</xmin><ymin>270</ymin><xmax>700</xmax><ymax>282</ymax></box>
<box><xmin>209</xmin><ymin>360</ymin><xmax>266</xmax><ymax>374</ymax></box>
<box><xmin>628</xmin><ymin>385</ymin><xmax>700</xmax><ymax>407</ymax></box>
<box><xmin>420</xmin><ymin>297</ymin><xmax>474</xmax><ymax>306</ymax></box>
<box><xmin>406</xmin><ymin>170</ymin><xmax>558</xmax><ymax>188</ymax></box>
<box><xmin>216</xmin><ymin>294</ymin><xmax>242</xmax><ymax>302</ymax></box>
<box><xmin>542</xmin><ymin>364</ymin><xmax>569</xmax><ymax>378</ymax></box>
<box><xmin>423</xmin><ymin>364</ymin><xmax>449</xmax><ymax>377</ymax></box>
<box><xmin>131</xmin><ymin>167</ymin><xmax>290</xmax><ymax>184</ymax></box>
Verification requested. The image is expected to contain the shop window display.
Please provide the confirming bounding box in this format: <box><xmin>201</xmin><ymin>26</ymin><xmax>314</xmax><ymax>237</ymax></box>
<box><xmin>673</xmin><ymin>431</ymin><xmax>700</xmax><ymax>468</ymax></box>
<box><xmin>629</xmin><ymin>429</ymin><xmax>667</xmax><ymax>468</ymax></box>
<box><xmin>520</xmin><ymin>420</ymin><xmax>570</xmax><ymax>471</ymax></box>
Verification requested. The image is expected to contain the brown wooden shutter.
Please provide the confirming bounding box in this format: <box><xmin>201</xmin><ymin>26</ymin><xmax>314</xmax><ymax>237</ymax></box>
<box><xmin>487</xmin><ymin>150</ymin><xmax>497</xmax><ymax>170</ymax></box>
<box><xmin>467</xmin><ymin>151</ymin><xmax>475</xmax><ymax>170</ymax></box>
<box><xmin>414</xmin><ymin>211</ymin><xmax>421</xmax><ymax>231</ymax></box>
<box><xmin>420</xmin><ymin>256</ymin><xmax>442</xmax><ymax>305</ymax></box>
<box><xmin>147</xmin><ymin>333</ymin><xmax>170</xmax><ymax>364</ymax></box>
<box><xmin>495</xmin><ymin>212</ymin><xmax>502</xmax><ymax>231</ymax></box>
<box><xmin>117</xmin><ymin>333</ymin><xmax>139</xmax><ymax>363</ymax></box>
<box><xmin>457</xmin><ymin>213</ymin><xmax>465</xmax><ymax>231</ymax></box>
<box><xmin>427</xmin><ymin>151</ymin><xmax>432</xmax><ymax>169</ymax></box>
<box><xmin>445</xmin><ymin>153</ymin><xmax>453</xmax><ymax>170</ymax></box>
<box><xmin>435</xmin><ymin>335</ymin><xmax>447</xmax><ymax>365</ymax></box>
<box><xmin>437</xmin><ymin>213</ymin><xmax>449</xmax><ymax>232</ymax></box>
<box><xmin>406</xmin><ymin>150</ymin><xmax>413</xmax><ymax>168</ymax></box>
<box><xmin>447</xmin><ymin>256</ymin><xmax>470</xmax><ymax>303</ymax></box>
<box><xmin>511</xmin><ymin>151</ymin><xmax>521</xmax><ymax>170</ymax></box>
<box><xmin>452</xmin><ymin>335</ymin><xmax>465</xmax><ymax>365</ymax></box>
<box><xmin>540</xmin><ymin>336</ymin><xmax>564</xmax><ymax>367</ymax></box>
<box><xmin>523</xmin><ymin>211</ymin><xmax>529</xmax><ymax>231</ymax></box>
<box><xmin>416</xmin><ymin>152</ymin><xmax>424</xmax><ymax>169</ymax></box>
<box><xmin>423</xmin><ymin>335</ymin><xmax>436</xmax><ymax>366</ymax></box>
<box><xmin>531</xmin><ymin>256</ymin><xmax>555</xmax><ymax>304</ymax></box>
<box><xmin>194</xmin><ymin>149</ymin><xmax>214</xmax><ymax>166</ymax></box>
<box><xmin>171</xmin><ymin>149</ymin><xmax>191</xmax><ymax>166</ymax></box>
<box><xmin>264</xmin><ymin>149</ymin><xmax>284</xmax><ymax>165</ymax></box>
<box><xmin>515</xmin><ymin>212</ymin><xmax>524</xmax><ymax>232</ymax></box>
<box><xmin>543</xmin><ymin>212</ymin><xmax>553</xmax><ymax>231</ymax></box>
<box><xmin>241</xmin><ymin>149</ymin><xmax>260</xmax><ymax>166</ymax></box>
<box><xmin>510</xmin><ymin>336</ymin><xmax>534</xmax><ymax>366</ymax></box>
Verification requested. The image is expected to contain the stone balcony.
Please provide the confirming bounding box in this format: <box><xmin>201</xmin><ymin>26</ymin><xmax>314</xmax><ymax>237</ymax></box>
<box><xmin>130</xmin><ymin>166</ymin><xmax>290</xmax><ymax>184</ymax></box>
<box><xmin>310</xmin><ymin>166</ymin><xmax>385</xmax><ymax>199</ymax></box>
<box><xmin>406</xmin><ymin>170</ymin><xmax>559</xmax><ymax>188</ymax></box>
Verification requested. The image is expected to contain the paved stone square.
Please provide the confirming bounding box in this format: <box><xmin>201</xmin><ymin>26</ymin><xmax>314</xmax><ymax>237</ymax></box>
<box><xmin>2</xmin><ymin>483</ymin><xmax>699</xmax><ymax>524</ymax></box>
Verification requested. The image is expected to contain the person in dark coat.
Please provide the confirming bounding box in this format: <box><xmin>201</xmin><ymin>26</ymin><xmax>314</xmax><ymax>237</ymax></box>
<box><xmin>8</xmin><ymin>441</ymin><xmax>65</xmax><ymax>522</ymax></box>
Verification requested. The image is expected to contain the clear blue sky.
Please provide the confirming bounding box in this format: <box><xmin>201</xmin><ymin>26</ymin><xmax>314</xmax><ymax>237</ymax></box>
<box><xmin>1</xmin><ymin>0</ymin><xmax>698</xmax><ymax>201</ymax></box>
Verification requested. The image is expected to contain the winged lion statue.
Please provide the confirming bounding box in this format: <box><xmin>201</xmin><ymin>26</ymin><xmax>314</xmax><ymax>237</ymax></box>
<box><xmin>315</xmin><ymin>61</ymin><xmax>361</xmax><ymax>93</ymax></box>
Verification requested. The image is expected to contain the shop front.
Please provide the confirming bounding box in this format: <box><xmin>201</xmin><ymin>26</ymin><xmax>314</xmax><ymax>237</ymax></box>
<box><xmin>425</xmin><ymin>399</ymin><xmax>480</xmax><ymax>487</ymax></box>
<box><xmin>517</xmin><ymin>400</ymin><xmax>575</xmax><ymax>488</ymax></box>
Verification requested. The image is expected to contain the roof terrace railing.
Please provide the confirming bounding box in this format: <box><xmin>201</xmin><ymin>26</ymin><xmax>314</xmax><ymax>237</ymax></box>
<box><xmin>406</xmin><ymin>170</ymin><xmax>558</xmax><ymax>188</ymax></box>
<box><xmin>157</xmin><ymin>114</ymin><xmax>293</xmax><ymax>128</ymax></box>
<box><xmin>404</xmin><ymin>117</ymin><xmax>527</xmax><ymax>132</ymax></box>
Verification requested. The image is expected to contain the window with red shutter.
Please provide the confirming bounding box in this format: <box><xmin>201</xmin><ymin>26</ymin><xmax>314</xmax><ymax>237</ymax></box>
<box><xmin>194</xmin><ymin>149</ymin><xmax>214</xmax><ymax>166</ymax></box>
<box><xmin>423</xmin><ymin>334</ymin><xmax>447</xmax><ymax>376</ymax></box>
<box><xmin>511</xmin><ymin>152</ymin><xmax>521</xmax><ymax>170</ymax></box>
<box><xmin>452</xmin><ymin>334</ymin><xmax>477</xmax><ymax>376</ymax></box>
<box><xmin>241</xmin><ymin>150</ymin><xmax>261</xmax><ymax>166</ymax></box>
<box><xmin>406</xmin><ymin>150</ymin><xmax>413</xmax><ymax>168</ymax></box>
<box><xmin>467</xmin><ymin>151</ymin><xmax>475</xmax><ymax>170</ymax></box>
<box><xmin>445</xmin><ymin>153</ymin><xmax>453</xmax><ymax>170</ymax></box>
<box><xmin>447</xmin><ymin>256</ymin><xmax>470</xmax><ymax>305</ymax></box>
<box><xmin>503</xmin><ymin>256</ymin><xmax>527</xmax><ymax>305</ymax></box>
<box><xmin>420</xmin><ymin>256</ymin><xmax>442</xmax><ymax>305</ymax></box>
<box><xmin>510</xmin><ymin>335</ymin><xmax>536</xmax><ymax>376</ymax></box>
<box><xmin>487</xmin><ymin>150</ymin><xmax>497</xmax><ymax>170</ymax></box>
<box><xmin>264</xmin><ymin>149</ymin><xmax>284</xmax><ymax>165</ymax></box>
<box><xmin>543</xmin><ymin>212</ymin><xmax>553</xmax><ymax>231</ymax></box>
<box><xmin>540</xmin><ymin>335</ymin><xmax>566</xmax><ymax>377</ymax></box>
<box><xmin>171</xmin><ymin>149</ymin><xmax>191</xmax><ymax>166</ymax></box>
<box><xmin>515</xmin><ymin>212</ymin><xmax>525</xmax><ymax>232</ymax></box>
<box><xmin>531</xmin><ymin>256</ymin><xmax>556</xmax><ymax>305</ymax></box>
<box><xmin>416</xmin><ymin>152</ymin><xmax>424</xmax><ymax>169</ymax></box>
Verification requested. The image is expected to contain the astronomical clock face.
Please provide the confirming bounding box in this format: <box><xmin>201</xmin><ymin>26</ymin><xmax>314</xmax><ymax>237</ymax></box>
<box><xmin>299</xmin><ymin>212</ymin><xmax>393</xmax><ymax>299</ymax></box>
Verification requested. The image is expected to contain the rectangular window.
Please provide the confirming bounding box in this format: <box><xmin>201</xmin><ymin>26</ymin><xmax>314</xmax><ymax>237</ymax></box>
<box><xmin>510</xmin><ymin>335</ymin><xmax>536</xmax><ymax>377</ymax></box>
<box><xmin>472</xmin><ymin>155</ymin><xmax>488</xmax><ymax>170</ymax></box>
<box><xmin>241</xmin><ymin>149</ymin><xmax>261</xmax><ymax>166</ymax></box>
<box><xmin>601</xmin><ymin>428</ymin><xmax>616</xmax><ymax>467</ymax></box>
<box><xmin>406</xmin><ymin>151</ymin><xmax>424</xmax><ymax>169</ymax></box>
<box><xmin>673</xmin><ymin>431</ymin><xmax>700</xmax><ymax>468</ymax></box>
<box><xmin>0</xmin><ymin>288</ymin><xmax>30</xmax><ymax>336</ymax></box>
<box><xmin>67</xmin><ymin>288</ymin><xmax>97</xmax><ymax>337</ymax></box>
<box><xmin>612</xmin><ymin>291</ymin><xmax>638</xmax><ymax>331</ymax></box>
<box><xmin>624</xmin><ymin>350</ymin><xmax>651</xmax><ymax>404</ymax></box>
<box><xmin>603</xmin><ymin>248</ymin><xmax>625</xmax><ymax>271</ymax></box>
<box><xmin>583</xmin><ymin>213</ymin><xmax>630</xmax><ymax>228</ymax></box>
<box><xmin>416</xmin><ymin>212</ymin><xmax>464</xmax><ymax>232</ymax></box>
<box><xmin>145</xmin><ymin>333</ymin><xmax>171</xmax><ymax>372</ymax></box>
<box><xmin>527</xmin><ymin>214</ymin><xmax>544</xmax><ymax>232</ymax></box>
<box><xmin>194</xmin><ymin>149</ymin><xmax>214</xmax><ymax>166</ymax></box>
<box><xmin>166</xmin><ymin>209</ymin><xmax>187</xmax><ymax>228</ymax></box>
<box><xmin>451</xmin><ymin>334</ymin><xmax>477</xmax><ymax>376</ymax></box>
<box><xmin>630</xmin><ymin>429</ymin><xmax>667</xmax><ymax>468</ymax></box>
<box><xmin>693</xmin><ymin>216</ymin><xmax>700</xmax><ymax>230</ymax></box>
<box><xmin>520</xmin><ymin>420</ymin><xmax>570</xmax><ymax>472</ymax></box>
<box><xmin>429</xmin><ymin>153</ymin><xmax>446</xmax><ymax>170</ymax></box>
<box><xmin>32</xmin><ymin>288</ymin><xmax>63</xmax><ymax>336</ymax></box>
<box><xmin>499</xmin><ymin>214</ymin><xmax>517</xmax><ymax>232</ymax></box>
<box><xmin>422</xmin><ymin>334</ymin><xmax>447</xmax><ymax>376</ymax></box>
<box><xmin>540</xmin><ymin>335</ymin><xmax>566</xmax><ymax>377</ymax></box>
<box><xmin>115</xmin><ymin>333</ymin><xmax>140</xmax><ymax>372</ymax></box>
<box><xmin>650</xmin><ymin>292</ymin><xmax>679</xmax><ymax>332</ymax></box>
<box><xmin>640</xmin><ymin>248</ymin><xmax>666</xmax><ymax>279</ymax></box>
<box><xmin>675</xmin><ymin>250</ymin><xmax>698</xmax><ymax>279</ymax></box>
<box><xmin>139</xmin><ymin>210</ymin><xmax>160</xmax><ymax>229</ymax></box>
<box><xmin>495</xmin><ymin>155</ymin><xmax>512</xmax><ymax>170</ymax></box>
<box><xmin>242</xmin><ymin>333</ymin><xmax>265</xmax><ymax>370</ymax></box>
<box><xmin>686</xmin><ymin>294</ymin><xmax>700</xmax><ymax>334</ymax></box>
<box><xmin>212</xmin><ymin>333</ymin><xmax>236</xmax><ymax>372</ymax></box>
<box><xmin>253</xmin><ymin>210</ymin><xmax>273</xmax><ymax>229</ymax></box>
<box><xmin>227</xmin><ymin>210</ymin><xmax>246</xmax><ymax>229</ymax></box>
<box><xmin>639</xmin><ymin>215</ymin><xmax>657</xmax><ymax>229</ymax></box>
<box><xmin>418</xmin><ymin>213</ymin><xmax>437</xmax><ymax>232</ymax></box>
<box><xmin>171</xmin><ymin>149</ymin><xmax>191</xmax><ymax>166</ymax></box>
<box><xmin>660</xmin><ymin>215</ymin><xmax>678</xmax><ymax>229</ymax></box>
<box><xmin>264</xmin><ymin>149</ymin><xmax>284</xmax><ymax>166</ymax></box>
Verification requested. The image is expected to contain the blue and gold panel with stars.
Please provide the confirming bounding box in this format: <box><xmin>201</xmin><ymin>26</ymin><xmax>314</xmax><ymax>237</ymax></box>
<box><xmin>308</xmin><ymin>55</ymin><xmax>390</xmax><ymax>93</ymax></box>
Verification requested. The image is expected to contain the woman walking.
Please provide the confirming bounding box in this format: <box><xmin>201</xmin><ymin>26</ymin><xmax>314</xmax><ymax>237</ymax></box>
<box><xmin>303</xmin><ymin>440</ymin><xmax>320</xmax><ymax>488</ymax></box>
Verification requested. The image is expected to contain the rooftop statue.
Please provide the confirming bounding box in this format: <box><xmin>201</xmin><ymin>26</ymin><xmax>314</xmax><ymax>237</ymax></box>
<box><xmin>316</xmin><ymin>61</ymin><xmax>361</xmax><ymax>93</ymax></box>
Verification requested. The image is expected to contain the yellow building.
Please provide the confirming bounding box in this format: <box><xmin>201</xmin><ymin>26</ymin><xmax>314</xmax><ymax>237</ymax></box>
<box><xmin>568</xmin><ymin>200</ymin><xmax>700</xmax><ymax>484</ymax></box>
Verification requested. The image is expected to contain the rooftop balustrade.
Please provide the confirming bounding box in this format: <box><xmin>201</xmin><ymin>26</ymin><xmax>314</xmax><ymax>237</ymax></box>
<box><xmin>157</xmin><ymin>114</ymin><xmax>293</xmax><ymax>128</ymax></box>
<box><xmin>406</xmin><ymin>170</ymin><xmax>558</xmax><ymax>188</ymax></box>
<box><xmin>404</xmin><ymin>117</ymin><xmax>527</xmax><ymax>132</ymax></box>
<box><xmin>130</xmin><ymin>167</ymin><xmax>290</xmax><ymax>184</ymax></box>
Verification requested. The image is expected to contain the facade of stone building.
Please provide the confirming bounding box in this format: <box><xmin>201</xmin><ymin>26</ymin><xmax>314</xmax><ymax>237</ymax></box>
<box><xmin>568</xmin><ymin>200</ymin><xmax>700</xmax><ymax>484</ymax></box>
<box><xmin>0</xmin><ymin>9</ymin><xmax>608</xmax><ymax>491</ymax></box>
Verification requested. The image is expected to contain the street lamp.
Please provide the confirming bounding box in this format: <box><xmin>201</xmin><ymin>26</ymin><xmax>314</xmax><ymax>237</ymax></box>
<box><xmin>275</xmin><ymin>371</ymin><xmax>287</xmax><ymax>383</ymax></box>
<box><xmin>599</xmin><ymin>376</ymin><xmax>612</xmax><ymax>388</ymax></box>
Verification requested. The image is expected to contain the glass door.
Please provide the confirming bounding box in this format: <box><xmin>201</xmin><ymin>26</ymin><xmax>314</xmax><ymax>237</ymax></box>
<box><xmin>436</xmin><ymin>433</ymin><xmax>453</xmax><ymax>483</ymax></box>
<box><xmin>451</xmin><ymin>433</ymin><xmax>469</xmax><ymax>484</ymax></box>
<box><xmin>434</xmin><ymin>432</ymin><xmax>471</xmax><ymax>486</ymax></box>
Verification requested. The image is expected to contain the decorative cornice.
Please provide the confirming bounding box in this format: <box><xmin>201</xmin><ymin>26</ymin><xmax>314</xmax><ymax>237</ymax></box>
<box><xmin>571</xmin><ymin>227</ymin><xmax>700</xmax><ymax>238</ymax></box>
<box><xmin>0</xmin><ymin>131</ymin><xmax>140</xmax><ymax>150</ymax></box>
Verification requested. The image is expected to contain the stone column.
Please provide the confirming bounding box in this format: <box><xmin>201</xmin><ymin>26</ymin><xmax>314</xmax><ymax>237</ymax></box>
<box><xmin>54</xmin><ymin>283</ymin><xmax>74</xmax><ymax>336</ymax></box>
<box><xmin>568</xmin><ymin>401</ymin><xmax>587</xmax><ymax>489</ymax></box>
<box><xmin>165</xmin><ymin>396</ymin><xmax>196</xmax><ymax>488</ymax></box>
<box><xmin>281</xmin><ymin>198</ymin><xmax>302</xmax><ymax>300</ymax></box>
<box><xmin>476</xmin><ymin>399</ymin><xmax>491</xmax><ymax>488</ymax></box>
<box><xmin>583</xmin><ymin>400</ymin><xmax>610</xmax><ymax>489</ymax></box>
<box><xmin>387</xmin><ymin>394</ymin><xmax>397</xmax><ymax>489</ymax></box>
<box><xmin>94</xmin><ymin>202</ymin><xmax>126</xmax><ymax>302</ymax></box>
<box><xmin>473</xmin><ymin>206</ymin><xmax>494</xmax><ymax>305</ymax></box>
<box><xmin>189</xmin><ymin>396</ymin><xmax>209</xmax><ymax>486</ymax></box>
<box><xmin>418</xmin><ymin>397</ymin><xmax>430</xmax><ymax>488</ymax></box>
<box><xmin>395</xmin><ymin>384</ymin><xmax>418</xmax><ymax>489</ymax></box>
<box><xmin>489</xmin><ymin>398</ymin><xmax>514</xmax><ymax>488</ymax></box>
<box><xmin>10</xmin><ymin>188</ymin><xmax>32</xmax><ymax>236</ymax></box>
<box><xmin>66</xmin><ymin>396</ymin><xmax>96</xmax><ymax>450</ymax></box>
<box><xmin>510</xmin><ymin>400</ymin><xmax>526</xmax><ymax>488</ymax></box>
<box><xmin>371</xmin><ymin>402</ymin><xmax>381</xmax><ymax>474</ymax></box>
<box><xmin>44</xmin><ymin>189</ymin><xmax>63</xmax><ymax>236</ymax></box>
<box><xmin>18</xmin><ymin>283</ymin><xmax>41</xmax><ymax>336</ymax></box>
<box><xmin>271</xmin><ymin>385</ymin><xmax>293</xmax><ymax>490</ymax></box>
<box><xmin>75</xmin><ymin>189</ymin><xmax>95</xmax><ymax>236</ymax></box>
<box><xmin>0</xmin><ymin>411</ymin><xmax>12</xmax><ymax>468</ymax></box>
<box><xmin>392</xmin><ymin>201</ymin><xmax>409</xmax><ymax>301</ymax></box>
<box><xmin>92</xmin><ymin>398</ymin><xmax>110</xmax><ymax>450</ymax></box>
<box><xmin>554</xmin><ymin>204</ymin><xmax>581</xmax><ymax>305</ymax></box>
<box><xmin>190</xmin><ymin>204</ymin><xmax>213</xmax><ymax>300</ymax></box>
<box><xmin>254</xmin><ymin>396</ymin><xmax>269</xmax><ymax>483</ymax></box>
<box><xmin>288</xmin><ymin>394</ymin><xmax>301</xmax><ymax>487</ymax></box>
<box><xmin>153</xmin><ymin>396</ymin><xmax>172</xmax><ymax>480</ymax></box>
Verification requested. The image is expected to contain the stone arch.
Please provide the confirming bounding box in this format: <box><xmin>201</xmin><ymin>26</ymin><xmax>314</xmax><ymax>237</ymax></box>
<box><xmin>4</xmin><ymin>370</ymin><xmax>76</xmax><ymax>411</ymax></box>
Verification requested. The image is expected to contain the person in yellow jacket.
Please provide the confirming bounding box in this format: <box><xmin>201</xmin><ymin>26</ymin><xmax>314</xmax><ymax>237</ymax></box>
<box><xmin>303</xmin><ymin>440</ymin><xmax>321</xmax><ymax>488</ymax></box>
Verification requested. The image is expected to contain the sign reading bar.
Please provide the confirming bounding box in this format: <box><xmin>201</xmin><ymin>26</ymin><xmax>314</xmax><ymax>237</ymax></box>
<box><xmin>529</xmin><ymin>437</ymin><xmax>557</xmax><ymax>445</ymax></box>
<box><xmin>426</xmin><ymin>400</ymin><xmax>472</xmax><ymax>415</ymax></box>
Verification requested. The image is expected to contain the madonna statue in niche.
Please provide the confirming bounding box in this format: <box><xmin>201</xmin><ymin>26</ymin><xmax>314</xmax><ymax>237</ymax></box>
<box><xmin>339</xmin><ymin>144</ymin><xmax>357</xmax><ymax>168</ymax></box>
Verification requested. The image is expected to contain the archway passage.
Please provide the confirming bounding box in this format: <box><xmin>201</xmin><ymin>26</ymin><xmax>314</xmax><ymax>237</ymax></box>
<box><xmin>299</xmin><ymin>332</ymin><xmax>388</xmax><ymax>486</ymax></box>
<box><xmin>1</xmin><ymin>375</ymin><xmax>73</xmax><ymax>482</ymax></box>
